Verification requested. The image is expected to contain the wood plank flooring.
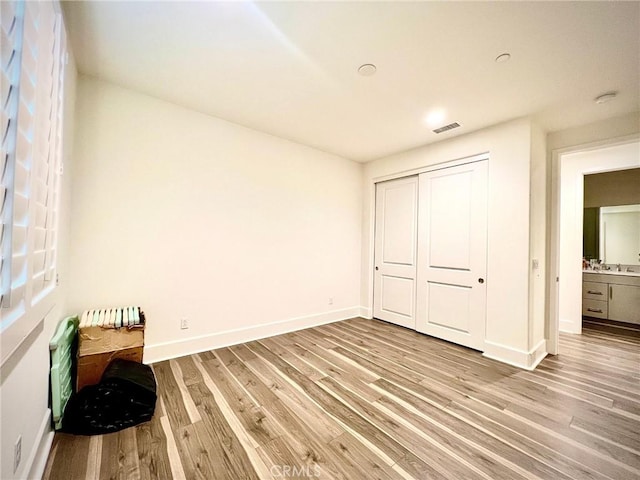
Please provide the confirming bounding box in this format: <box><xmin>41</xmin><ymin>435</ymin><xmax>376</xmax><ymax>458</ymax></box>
<box><xmin>44</xmin><ymin>317</ymin><xmax>640</xmax><ymax>479</ymax></box>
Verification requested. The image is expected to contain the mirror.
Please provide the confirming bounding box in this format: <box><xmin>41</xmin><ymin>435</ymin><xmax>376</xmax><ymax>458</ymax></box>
<box><xmin>583</xmin><ymin>205</ymin><xmax>640</xmax><ymax>265</ymax></box>
<box><xmin>600</xmin><ymin>205</ymin><xmax>640</xmax><ymax>265</ymax></box>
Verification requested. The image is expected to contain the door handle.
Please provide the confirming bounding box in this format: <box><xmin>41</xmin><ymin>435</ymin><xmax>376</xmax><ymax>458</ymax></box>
<box><xmin>375</xmin><ymin>266</ymin><xmax>379</xmax><ymax>271</ymax></box>
<box><xmin>478</xmin><ymin>278</ymin><xmax>484</xmax><ymax>284</ymax></box>
<box><xmin>610</xmin><ymin>285</ymin><xmax>613</xmax><ymax>300</ymax></box>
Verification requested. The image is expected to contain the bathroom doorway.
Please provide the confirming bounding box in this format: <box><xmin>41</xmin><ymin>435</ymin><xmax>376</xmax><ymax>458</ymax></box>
<box><xmin>549</xmin><ymin>138</ymin><xmax>640</xmax><ymax>354</ymax></box>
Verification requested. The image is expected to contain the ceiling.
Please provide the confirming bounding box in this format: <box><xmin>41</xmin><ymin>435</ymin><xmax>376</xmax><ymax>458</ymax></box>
<box><xmin>62</xmin><ymin>1</ymin><xmax>640</xmax><ymax>162</ymax></box>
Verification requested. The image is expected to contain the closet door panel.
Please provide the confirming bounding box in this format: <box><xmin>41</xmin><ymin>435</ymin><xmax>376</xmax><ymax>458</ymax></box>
<box><xmin>416</xmin><ymin>160</ymin><xmax>488</xmax><ymax>350</ymax></box>
<box><xmin>427</xmin><ymin>170</ymin><xmax>472</xmax><ymax>270</ymax></box>
<box><xmin>426</xmin><ymin>282</ymin><xmax>471</xmax><ymax>333</ymax></box>
<box><xmin>373</xmin><ymin>176</ymin><xmax>418</xmax><ymax>329</ymax></box>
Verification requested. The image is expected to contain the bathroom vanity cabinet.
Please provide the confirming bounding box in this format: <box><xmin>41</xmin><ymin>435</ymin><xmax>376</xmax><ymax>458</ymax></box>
<box><xmin>582</xmin><ymin>272</ymin><xmax>640</xmax><ymax>325</ymax></box>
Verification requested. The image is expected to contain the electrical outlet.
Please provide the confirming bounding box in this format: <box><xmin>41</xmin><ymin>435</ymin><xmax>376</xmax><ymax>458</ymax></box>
<box><xmin>14</xmin><ymin>435</ymin><xmax>21</xmax><ymax>474</ymax></box>
<box><xmin>328</xmin><ymin>297</ymin><xmax>334</xmax><ymax>305</ymax></box>
<box><xmin>180</xmin><ymin>318</ymin><xmax>189</xmax><ymax>330</ymax></box>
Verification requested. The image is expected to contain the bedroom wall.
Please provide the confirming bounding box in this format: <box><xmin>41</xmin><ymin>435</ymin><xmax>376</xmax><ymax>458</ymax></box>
<box><xmin>361</xmin><ymin>118</ymin><xmax>541</xmax><ymax>368</ymax></box>
<box><xmin>67</xmin><ymin>76</ymin><xmax>363</xmax><ymax>362</ymax></box>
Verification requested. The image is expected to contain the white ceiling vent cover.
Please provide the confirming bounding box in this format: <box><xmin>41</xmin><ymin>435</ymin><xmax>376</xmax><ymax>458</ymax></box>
<box><xmin>433</xmin><ymin>122</ymin><xmax>461</xmax><ymax>134</ymax></box>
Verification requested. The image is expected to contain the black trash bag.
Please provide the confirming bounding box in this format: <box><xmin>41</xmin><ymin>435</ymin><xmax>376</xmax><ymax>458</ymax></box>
<box><xmin>62</xmin><ymin>359</ymin><xmax>157</xmax><ymax>435</ymax></box>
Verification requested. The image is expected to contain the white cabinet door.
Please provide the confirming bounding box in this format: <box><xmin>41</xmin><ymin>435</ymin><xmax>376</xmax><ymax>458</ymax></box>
<box><xmin>373</xmin><ymin>176</ymin><xmax>418</xmax><ymax>329</ymax></box>
<box><xmin>609</xmin><ymin>284</ymin><xmax>640</xmax><ymax>324</ymax></box>
<box><xmin>416</xmin><ymin>161</ymin><xmax>488</xmax><ymax>350</ymax></box>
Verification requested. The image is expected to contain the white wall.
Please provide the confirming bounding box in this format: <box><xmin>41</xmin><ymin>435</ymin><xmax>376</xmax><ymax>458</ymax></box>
<box><xmin>558</xmin><ymin>141</ymin><xmax>640</xmax><ymax>334</ymax></box>
<box><xmin>548</xmin><ymin>112</ymin><xmax>640</xmax><ymax>152</ymax></box>
<box><xmin>0</xmin><ymin>52</ymin><xmax>77</xmax><ymax>480</ymax></box>
<box><xmin>362</xmin><ymin>118</ymin><xmax>541</xmax><ymax>368</ymax></box>
<box><xmin>68</xmin><ymin>76</ymin><xmax>363</xmax><ymax>362</ymax></box>
<box><xmin>529</xmin><ymin>123</ymin><xmax>547</xmax><ymax>355</ymax></box>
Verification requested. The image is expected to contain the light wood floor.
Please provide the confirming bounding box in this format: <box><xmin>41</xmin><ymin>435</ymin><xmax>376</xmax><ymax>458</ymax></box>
<box><xmin>44</xmin><ymin>317</ymin><xmax>640</xmax><ymax>480</ymax></box>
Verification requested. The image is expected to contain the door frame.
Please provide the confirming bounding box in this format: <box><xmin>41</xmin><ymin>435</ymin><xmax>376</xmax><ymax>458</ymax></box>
<box><xmin>369</xmin><ymin>152</ymin><xmax>489</xmax><ymax>322</ymax></box>
<box><xmin>548</xmin><ymin>134</ymin><xmax>639</xmax><ymax>354</ymax></box>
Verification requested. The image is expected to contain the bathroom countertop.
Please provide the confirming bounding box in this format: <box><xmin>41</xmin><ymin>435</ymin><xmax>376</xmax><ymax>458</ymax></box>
<box><xmin>583</xmin><ymin>269</ymin><xmax>640</xmax><ymax>277</ymax></box>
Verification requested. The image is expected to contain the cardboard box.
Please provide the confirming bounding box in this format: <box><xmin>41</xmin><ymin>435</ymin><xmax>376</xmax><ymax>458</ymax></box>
<box><xmin>79</xmin><ymin>325</ymin><xmax>144</xmax><ymax>356</ymax></box>
<box><xmin>77</xmin><ymin>346</ymin><xmax>143</xmax><ymax>391</ymax></box>
<box><xmin>77</xmin><ymin>324</ymin><xmax>145</xmax><ymax>390</ymax></box>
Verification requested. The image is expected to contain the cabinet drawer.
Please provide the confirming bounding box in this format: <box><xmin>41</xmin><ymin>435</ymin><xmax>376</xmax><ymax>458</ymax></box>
<box><xmin>582</xmin><ymin>299</ymin><xmax>608</xmax><ymax>319</ymax></box>
<box><xmin>583</xmin><ymin>281</ymin><xmax>608</xmax><ymax>300</ymax></box>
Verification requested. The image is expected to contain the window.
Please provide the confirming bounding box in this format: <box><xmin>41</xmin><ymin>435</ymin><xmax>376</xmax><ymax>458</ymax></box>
<box><xmin>1</xmin><ymin>0</ymin><xmax>67</xmax><ymax>363</ymax></box>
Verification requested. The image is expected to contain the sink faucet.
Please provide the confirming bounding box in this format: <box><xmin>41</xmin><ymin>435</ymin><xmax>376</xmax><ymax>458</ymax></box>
<box><xmin>616</xmin><ymin>264</ymin><xmax>621</xmax><ymax>272</ymax></box>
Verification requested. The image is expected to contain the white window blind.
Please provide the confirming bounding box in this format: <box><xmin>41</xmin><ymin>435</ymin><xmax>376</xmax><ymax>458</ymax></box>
<box><xmin>31</xmin><ymin>9</ymin><xmax>64</xmax><ymax>300</ymax></box>
<box><xmin>1</xmin><ymin>0</ymin><xmax>67</xmax><ymax>364</ymax></box>
<box><xmin>0</xmin><ymin>0</ymin><xmax>24</xmax><ymax>312</ymax></box>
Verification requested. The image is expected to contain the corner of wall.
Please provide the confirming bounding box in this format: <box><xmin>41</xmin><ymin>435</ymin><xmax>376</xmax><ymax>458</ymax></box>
<box><xmin>483</xmin><ymin>338</ymin><xmax>547</xmax><ymax>370</ymax></box>
<box><xmin>529</xmin><ymin>122</ymin><xmax>547</xmax><ymax>351</ymax></box>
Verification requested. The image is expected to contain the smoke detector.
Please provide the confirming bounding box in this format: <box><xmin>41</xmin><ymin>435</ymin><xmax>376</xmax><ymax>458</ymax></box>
<box><xmin>358</xmin><ymin>64</ymin><xmax>377</xmax><ymax>76</ymax></box>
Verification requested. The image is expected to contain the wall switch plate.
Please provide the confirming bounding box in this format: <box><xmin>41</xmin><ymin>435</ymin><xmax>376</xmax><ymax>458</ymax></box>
<box><xmin>14</xmin><ymin>435</ymin><xmax>21</xmax><ymax>473</ymax></box>
<box><xmin>180</xmin><ymin>318</ymin><xmax>189</xmax><ymax>329</ymax></box>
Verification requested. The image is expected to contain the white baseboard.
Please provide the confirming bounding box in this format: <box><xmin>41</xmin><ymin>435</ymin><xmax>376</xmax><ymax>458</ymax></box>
<box><xmin>560</xmin><ymin>317</ymin><xmax>581</xmax><ymax>334</ymax></box>
<box><xmin>482</xmin><ymin>339</ymin><xmax>547</xmax><ymax>370</ymax></box>
<box><xmin>143</xmin><ymin>306</ymin><xmax>361</xmax><ymax>364</ymax></box>
<box><xmin>359</xmin><ymin>306</ymin><xmax>372</xmax><ymax>319</ymax></box>
<box><xmin>25</xmin><ymin>408</ymin><xmax>54</xmax><ymax>480</ymax></box>
<box><xmin>529</xmin><ymin>339</ymin><xmax>548</xmax><ymax>369</ymax></box>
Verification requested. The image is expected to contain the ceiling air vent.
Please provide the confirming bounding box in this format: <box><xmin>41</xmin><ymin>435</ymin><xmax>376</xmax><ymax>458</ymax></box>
<box><xmin>433</xmin><ymin>122</ymin><xmax>461</xmax><ymax>134</ymax></box>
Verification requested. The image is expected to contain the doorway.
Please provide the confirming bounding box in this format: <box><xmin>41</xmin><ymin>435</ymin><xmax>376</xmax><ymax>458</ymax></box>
<box><xmin>550</xmin><ymin>138</ymin><xmax>640</xmax><ymax>353</ymax></box>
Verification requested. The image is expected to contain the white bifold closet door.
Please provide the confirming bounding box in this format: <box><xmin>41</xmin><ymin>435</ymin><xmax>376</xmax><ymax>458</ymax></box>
<box><xmin>416</xmin><ymin>160</ymin><xmax>488</xmax><ymax>350</ymax></box>
<box><xmin>373</xmin><ymin>176</ymin><xmax>418</xmax><ymax>329</ymax></box>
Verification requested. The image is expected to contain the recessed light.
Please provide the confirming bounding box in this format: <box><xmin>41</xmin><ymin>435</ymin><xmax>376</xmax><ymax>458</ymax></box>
<box><xmin>358</xmin><ymin>64</ymin><xmax>377</xmax><ymax>76</ymax></box>
<box><xmin>594</xmin><ymin>91</ymin><xmax>617</xmax><ymax>104</ymax></box>
<box><xmin>495</xmin><ymin>53</ymin><xmax>511</xmax><ymax>63</ymax></box>
<box><xmin>424</xmin><ymin>109</ymin><xmax>446</xmax><ymax>127</ymax></box>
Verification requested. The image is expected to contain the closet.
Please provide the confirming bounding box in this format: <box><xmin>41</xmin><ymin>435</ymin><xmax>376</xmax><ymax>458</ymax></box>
<box><xmin>373</xmin><ymin>158</ymin><xmax>488</xmax><ymax>350</ymax></box>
